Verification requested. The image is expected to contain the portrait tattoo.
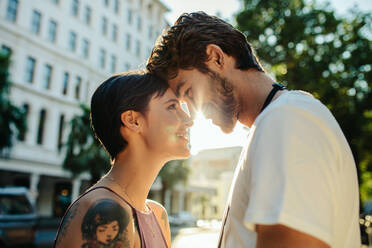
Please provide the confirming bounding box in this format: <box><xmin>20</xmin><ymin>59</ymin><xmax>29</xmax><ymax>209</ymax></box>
<box><xmin>81</xmin><ymin>199</ymin><xmax>131</xmax><ymax>248</ymax></box>
<box><xmin>55</xmin><ymin>201</ymin><xmax>80</xmax><ymax>245</ymax></box>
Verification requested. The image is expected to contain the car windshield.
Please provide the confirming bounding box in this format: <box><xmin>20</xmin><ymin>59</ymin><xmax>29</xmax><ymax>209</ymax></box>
<box><xmin>0</xmin><ymin>194</ymin><xmax>33</xmax><ymax>215</ymax></box>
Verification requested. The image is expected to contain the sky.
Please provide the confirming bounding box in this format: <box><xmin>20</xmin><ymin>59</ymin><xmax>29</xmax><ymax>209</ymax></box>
<box><xmin>160</xmin><ymin>0</ymin><xmax>372</xmax><ymax>154</ymax></box>
<box><xmin>162</xmin><ymin>0</ymin><xmax>372</xmax><ymax>24</ymax></box>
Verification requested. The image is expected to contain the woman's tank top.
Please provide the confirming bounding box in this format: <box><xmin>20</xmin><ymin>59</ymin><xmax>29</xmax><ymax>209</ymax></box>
<box><xmin>54</xmin><ymin>186</ymin><xmax>168</xmax><ymax>248</ymax></box>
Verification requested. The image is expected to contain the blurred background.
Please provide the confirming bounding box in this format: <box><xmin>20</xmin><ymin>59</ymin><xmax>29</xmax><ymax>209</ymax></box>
<box><xmin>0</xmin><ymin>0</ymin><xmax>371</xmax><ymax>247</ymax></box>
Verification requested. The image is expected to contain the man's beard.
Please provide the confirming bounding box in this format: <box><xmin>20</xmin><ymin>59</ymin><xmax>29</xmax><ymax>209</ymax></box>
<box><xmin>203</xmin><ymin>71</ymin><xmax>239</xmax><ymax>133</ymax></box>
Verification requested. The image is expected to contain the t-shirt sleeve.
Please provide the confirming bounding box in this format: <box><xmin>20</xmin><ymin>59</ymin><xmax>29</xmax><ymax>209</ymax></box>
<box><xmin>243</xmin><ymin>105</ymin><xmax>336</xmax><ymax>245</ymax></box>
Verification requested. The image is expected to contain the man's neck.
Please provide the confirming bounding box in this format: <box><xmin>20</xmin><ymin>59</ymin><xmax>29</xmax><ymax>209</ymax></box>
<box><xmin>234</xmin><ymin>70</ymin><xmax>276</xmax><ymax>127</ymax></box>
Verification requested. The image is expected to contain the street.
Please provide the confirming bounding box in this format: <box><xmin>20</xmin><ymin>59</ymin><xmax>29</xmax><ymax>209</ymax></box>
<box><xmin>172</xmin><ymin>226</ymin><xmax>220</xmax><ymax>248</ymax></box>
<box><xmin>34</xmin><ymin>224</ymin><xmax>220</xmax><ymax>247</ymax></box>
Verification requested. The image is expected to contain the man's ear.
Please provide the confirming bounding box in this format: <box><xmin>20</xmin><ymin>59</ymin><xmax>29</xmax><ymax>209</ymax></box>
<box><xmin>205</xmin><ymin>44</ymin><xmax>225</xmax><ymax>71</ymax></box>
<box><xmin>120</xmin><ymin>110</ymin><xmax>142</xmax><ymax>133</ymax></box>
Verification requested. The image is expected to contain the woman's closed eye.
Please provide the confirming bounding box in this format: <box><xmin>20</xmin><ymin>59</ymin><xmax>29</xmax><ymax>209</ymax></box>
<box><xmin>167</xmin><ymin>104</ymin><xmax>177</xmax><ymax>110</ymax></box>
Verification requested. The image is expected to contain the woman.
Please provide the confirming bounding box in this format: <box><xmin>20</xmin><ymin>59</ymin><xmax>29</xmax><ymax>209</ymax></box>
<box><xmin>54</xmin><ymin>71</ymin><xmax>193</xmax><ymax>248</ymax></box>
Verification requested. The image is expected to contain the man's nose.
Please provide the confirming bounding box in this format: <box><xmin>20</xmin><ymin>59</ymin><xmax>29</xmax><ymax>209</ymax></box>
<box><xmin>187</xmin><ymin>103</ymin><xmax>198</xmax><ymax>120</ymax></box>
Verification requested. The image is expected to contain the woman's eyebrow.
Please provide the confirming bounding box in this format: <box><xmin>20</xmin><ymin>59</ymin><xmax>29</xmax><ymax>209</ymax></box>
<box><xmin>164</xmin><ymin>99</ymin><xmax>179</xmax><ymax>104</ymax></box>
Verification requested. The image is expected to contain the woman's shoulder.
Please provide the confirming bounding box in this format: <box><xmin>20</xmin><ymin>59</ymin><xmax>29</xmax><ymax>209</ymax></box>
<box><xmin>146</xmin><ymin>199</ymin><xmax>166</xmax><ymax>212</ymax></box>
<box><xmin>146</xmin><ymin>199</ymin><xmax>171</xmax><ymax>246</ymax></box>
<box><xmin>55</xmin><ymin>186</ymin><xmax>136</xmax><ymax>247</ymax></box>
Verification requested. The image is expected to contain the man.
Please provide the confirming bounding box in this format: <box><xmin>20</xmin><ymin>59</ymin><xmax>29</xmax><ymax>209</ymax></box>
<box><xmin>147</xmin><ymin>12</ymin><xmax>360</xmax><ymax>248</ymax></box>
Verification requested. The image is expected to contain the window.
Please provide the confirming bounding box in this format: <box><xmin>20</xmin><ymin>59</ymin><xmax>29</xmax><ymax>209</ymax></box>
<box><xmin>84</xmin><ymin>6</ymin><xmax>91</xmax><ymax>25</ymax></box>
<box><xmin>147</xmin><ymin>4</ymin><xmax>153</xmax><ymax>19</ymax></box>
<box><xmin>82</xmin><ymin>39</ymin><xmax>89</xmax><ymax>58</ymax></box>
<box><xmin>31</xmin><ymin>10</ymin><xmax>42</xmax><ymax>35</ymax></box>
<box><xmin>6</xmin><ymin>0</ymin><xmax>18</xmax><ymax>22</ymax></box>
<box><xmin>136</xmin><ymin>40</ymin><xmax>141</xmax><ymax>57</ymax></box>
<box><xmin>43</xmin><ymin>64</ymin><xmax>53</xmax><ymax>89</ymax></box>
<box><xmin>18</xmin><ymin>104</ymin><xmax>29</xmax><ymax>141</ymax></box>
<box><xmin>148</xmin><ymin>25</ymin><xmax>153</xmax><ymax>39</ymax></box>
<box><xmin>125</xmin><ymin>63</ymin><xmax>130</xmax><ymax>71</ymax></box>
<box><xmin>104</xmin><ymin>0</ymin><xmax>109</xmax><ymax>7</ymax></box>
<box><xmin>48</xmin><ymin>20</ymin><xmax>57</xmax><ymax>42</ymax></box>
<box><xmin>110</xmin><ymin>55</ymin><xmax>116</xmax><ymax>73</ymax></box>
<box><xmin>99</xmin><ymin>48</ymin><xmax>106</xmax><ymax>69</ymax></box>
<box><xmin>1</xmin><ymin>45</ymin><xmax>12</xmax><ymax>56</ymax></box>
<box><xmin>112</xmin><ymin>24</ymin><xmax>117</xmax><ymax>42</ymax></box>
<box><xmin>71</xmin><ymin>0</ymin><xmax>79</xmax><ymax>17</ymax></box>
<box><xmin>125</xmin><ymin>33</ymin><xmax>131</xmax><ymax>51</ymax></box>
<box><xmin>69</xmin><ymin>31</ymin><xmax>77</xmax><ymax>52</ymax></box>
<box><xmin>37</xmin><ymin>109</ymin><xmax>46</xmax><ymax>145</ymax></box>
<box><xmin>114</xmin><ymin>0</ymin><xmax>119</xmax><ymax>14</ymax></box>
<box><xmin>127</xmin><ymin>9</ymin><xmax>132</xmax><ymax>25</ymax></box>
<box><xmin>57</xmin><ymin>114</ymin><xmax>65</xmax><ymax>151</ymax></box>
<box><xmin>75</xmin><ymin>76</ymin><xmax>81</xmax><ymax>100</ymax></box>
<box><xmin>51</xmin><ymin>0</ymin><xmax>59</xmax><ymax>4</ymax></box>
<box><xmin>137</xmin><ymin>16</ymin><xmax>142</xmax><ymax>31</ymax></box>
<box><xmin>101</xmin><ymin>17</ymin><xmax>107</xmax><ymax>35</ymax></box>
<box><xmin>62</xmin><ymin>72</ymin><xmax>69</xmax><ymax>95</ymax></box>
<box><xmin>25</xmin><ymin>56</ymin><xmax>36</xmax><ymax>83</ymax></box>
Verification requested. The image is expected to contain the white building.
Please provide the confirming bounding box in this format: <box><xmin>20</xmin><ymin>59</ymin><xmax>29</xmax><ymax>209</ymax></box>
<box><xmin>187</xmin><ymin>146</ymin><xmax>242</xmax><ymax>219</ymax></box>
<box><xmin>0</xmin><ymin>0</ymin><xmax>168</xmax><ymax>217</ymax></box>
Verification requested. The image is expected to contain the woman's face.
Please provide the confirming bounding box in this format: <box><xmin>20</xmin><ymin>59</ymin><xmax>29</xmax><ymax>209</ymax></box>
<box><xmin>96</xmin><ymin>220</ymin><xmax>119</xmax><ymax>244</ymax></box>
<box><xmin>142</xmin><ymin>88</ymin><xmax>193</xmax><ymax>159</ymax></box>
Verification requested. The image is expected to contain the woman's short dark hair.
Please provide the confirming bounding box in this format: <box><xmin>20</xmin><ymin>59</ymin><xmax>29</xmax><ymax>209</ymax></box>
<box><xmin>146</xmin><ymin>11</ymin><xmax>264</xmax><ymax>80</ymax></box>
<box><xmin>81</xmin><ymin>199</ymin><xmax>128</xmax><ymax>240</ymax></box>
<box><xmin>90</xmin><ymin>71</ymin><xmax>168</xmax><ymax>162</ymax></box>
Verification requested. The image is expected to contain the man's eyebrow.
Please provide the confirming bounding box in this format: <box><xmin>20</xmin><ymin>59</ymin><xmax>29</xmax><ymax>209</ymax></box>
<box><xmin>175</xmin><ymin>81</ymin><xmax>185</xmax><ymax>98</ymax></box>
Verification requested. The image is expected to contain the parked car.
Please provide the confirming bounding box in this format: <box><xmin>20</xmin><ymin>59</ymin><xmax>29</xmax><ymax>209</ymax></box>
<box><xmin>169</xmin><ymin>211</ymin><xmax>197</xmax><ymax>227</ymax></box>
<box><xmin>0</xmin><ymin>187</ymin><xmax>37</xmax><ymax>247</ymax></box>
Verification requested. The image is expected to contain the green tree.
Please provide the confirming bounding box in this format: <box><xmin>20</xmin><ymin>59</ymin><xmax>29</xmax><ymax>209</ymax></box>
<box><xmin>63</xmin><ymin>104</ymin><xmax>110</xmax><ymax>185</ymax></box>
<box><xmin>0</xmin><ymin>51</ymin><xmax>26</xmax><ymax>156</ymax></box>
<box><xmin>158</xmin><ymin>159</ymin><xmax>190</xmax><ymax>206</ymax></box>
<box><xmin>236</xmin><ymin>0</ymin><xmax>372</xmax><ymax>203</ymax></box>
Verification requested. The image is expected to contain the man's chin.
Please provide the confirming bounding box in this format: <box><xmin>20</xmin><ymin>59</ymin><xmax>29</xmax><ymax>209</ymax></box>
<box><xmin>219</xmin><ymin>125</ymin><xmax>235</xmax><ymax>134</ymax></box>
<box><xmin>216</xmin><ymin>120</ymin><xmax>237</xmax><ymax>134</ymax></box>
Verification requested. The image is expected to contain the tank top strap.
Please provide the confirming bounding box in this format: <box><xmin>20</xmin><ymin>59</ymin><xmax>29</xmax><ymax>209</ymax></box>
<box><xmin>135</xmin><ymin>206</ymin><xmax>168</xmax><ymax>248</ymax></box>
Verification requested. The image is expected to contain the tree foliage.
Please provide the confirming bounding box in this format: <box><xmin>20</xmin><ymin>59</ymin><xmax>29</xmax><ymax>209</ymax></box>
<box><xmin>0</xmin><ymin>52</ymin><xmax>26</xmax><ymax>155</ymax></box>
<box><xmin>63</xmin><ymin>104</ymin><xmax>110</xmax><ymax>184</ymax></box>
<box><xmin>236</xmin><ymin>0</ymin><xmax>372</xmax><ymax>203</ymax></box>
<box><xmin>158</xmin><ymin>159</ymin><xmax>190</xmax><ymax>205</ymax></box>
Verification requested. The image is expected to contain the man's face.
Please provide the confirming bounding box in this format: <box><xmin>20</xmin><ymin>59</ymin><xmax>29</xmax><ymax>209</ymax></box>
<box><xmin>168</xmin><ymin>69</ymin><xmax>239</xmax><ymax>133</ymax></box>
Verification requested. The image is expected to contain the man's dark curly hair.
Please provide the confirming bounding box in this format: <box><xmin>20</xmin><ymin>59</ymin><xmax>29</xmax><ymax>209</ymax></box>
<box><xmin>146</xmin><ymin>11</ymin><xmax>264</xmax><ymax>80</ymax></box>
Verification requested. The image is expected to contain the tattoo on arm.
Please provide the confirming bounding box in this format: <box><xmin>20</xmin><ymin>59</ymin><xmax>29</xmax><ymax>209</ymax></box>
<box><xmin>81</xmin><ymin>199</ymin><xmax>131</xmax><ymax>248</ymax></box>
<box><xmin>55</xmin><ymin>201</ymin><xmax>80</xmax><ymax>245</ymax></box>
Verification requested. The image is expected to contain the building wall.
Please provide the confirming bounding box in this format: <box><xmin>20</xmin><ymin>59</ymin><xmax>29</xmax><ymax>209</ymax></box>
<box><xmin>0</xmin><ymin>0</ymin><xmax>168</xmax><ymax>217</ymax></box>
<box><xmin>188</xmin><ymin>146</ymin><xmax>242</xmax><ymax>219</ymax></box>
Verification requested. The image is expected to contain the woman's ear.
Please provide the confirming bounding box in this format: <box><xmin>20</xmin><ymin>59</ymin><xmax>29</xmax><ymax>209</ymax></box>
<box><xmin>120</xmin><ymin>110</ymin><xmax>142</xmax><ymax>133</ymax></box>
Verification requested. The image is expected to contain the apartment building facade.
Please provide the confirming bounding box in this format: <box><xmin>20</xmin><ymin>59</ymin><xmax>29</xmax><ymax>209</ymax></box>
<box><xmin>0</xmin><ymin>0</ymin><xmax>168</xmax><ymax>217</ymax></box>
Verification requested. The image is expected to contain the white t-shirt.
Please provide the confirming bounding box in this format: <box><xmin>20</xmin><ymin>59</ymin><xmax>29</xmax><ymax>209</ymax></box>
<box><xmin>218</xmin><ymin>90</ymin><xmax>361</xmax><ymax>248</ymax></box>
